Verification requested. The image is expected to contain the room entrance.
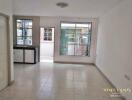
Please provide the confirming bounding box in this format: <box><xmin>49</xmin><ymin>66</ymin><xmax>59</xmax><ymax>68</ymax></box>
<box><xmin>40</xmin><ymin>27</ymin><xmax>54</xmax><ymax>62</ymax></box>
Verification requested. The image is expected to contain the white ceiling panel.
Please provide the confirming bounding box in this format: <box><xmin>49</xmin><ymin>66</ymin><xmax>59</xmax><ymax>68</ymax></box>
<box><xmin>13</xmin><ymin>0</ymin><xmax>123</xmax><ymax>17</ymax></box>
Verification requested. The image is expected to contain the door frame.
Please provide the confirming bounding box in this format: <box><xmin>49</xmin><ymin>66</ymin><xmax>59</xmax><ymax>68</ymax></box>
<box><xmin>40</xmin><ymin>27</ymin><xmax>55</xmax><ymax>62</ymax></box>
<box><xmin>0</xmin><ymin>13</ymin><xmax>11</xmax><ymax>86</ymax></box>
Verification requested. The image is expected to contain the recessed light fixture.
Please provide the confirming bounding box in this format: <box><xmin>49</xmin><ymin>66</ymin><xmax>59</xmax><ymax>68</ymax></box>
<box><xmin>56</xmin><ymin>2</ymin><xmax>68</xmax><ymax>8</ymax></box>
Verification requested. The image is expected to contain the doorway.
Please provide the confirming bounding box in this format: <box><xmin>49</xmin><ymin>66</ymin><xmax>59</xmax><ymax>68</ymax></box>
<box><xmin>0</xmin><ymin>14</ymin><xmax>10</xmax><ymax>90</ymax></box>
<box><xmin>40</xmin><ymin>27</ymin><xmax>54</xmax><ymax>62</ymax></box>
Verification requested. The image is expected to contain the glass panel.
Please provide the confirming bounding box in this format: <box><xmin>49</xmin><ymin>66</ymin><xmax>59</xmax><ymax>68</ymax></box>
<box><xmin>60</xmin><ymin>22</ymin><xmax>92</xmax><ymax>56</ymax></box>
<box><xmin>44</xmin><ymin>36</ymin><xmax>48</xmax><ymax>40</ymax></box>
<box><xmin>48</xmin><ymin>28</ymin><xmax>52</xmax><ymax>33</ymax></box>
<box><xmin>23</xmin><ymin>29</ymin><xmax>32</xmax><ymax>36</ymax></box>
<box><xmin>25</xmin><ymin>20</ymin><xmax>32</xmax><ymax>28</ymax></box>
<box><xmin>40</xmin><ymin>28</ymin><xmax>44</xmax><ymax>42</ymax></box>
<box><xmin>44</xmin><ymin>33</ymin><xmax>48</xmax><ymax>37</ymax></box>
<box><xmin>76</xmin><ymin>24</ymin><xmax>89</xmax><ymax>28</ymax></box>
<box><xmin>17</xmin><ymin>29</ymin><xmax>22</xmax><ymax>36</ymax></box>
<box><xmin>61</xmin><ymin>29</ymin><xmax>76</xmax><ymax>41</ymax></box>
<box><xmin>75</xmin><ymin>45</ymin><xmax>88</xmax><ymax>56</ymax></box>
<box><xmin>76</xmin><ymin>34</ymin><xmax>89</xmax><ymax>45</ymax></box>
<box><xmin>17</xmin><ymin>37</ymin><xmax>24</xmax><ymax>45</ymax></box>
<box><xmin>17</xmin><ymin>20</ymin><xmax>22</xmax><ymax>28</ymax></box>
<box><xmin>24</xmin><ymin>37</ymin><xmax>32</xmax><ymax>45</ymax></box>
<box><xmin>61</xmin><ymin>23</ymin><xmax>75</xmax><ymax>29</ymax></box>
<box><xmin>48</xmin><ymin>36</ymin><xmax>52</xmax><ymax>41</ymax></box>
<box><xmin>76</xmin><ymin>27</ymin><xmax>89</xmax><ymax>34</ymax></box>
<box><xmin>68</xmin><ymin>34</ymin><xmax>75</xmax><ymax>42</ymax></box>
<box><xmin>23</xmin><ymin>29</ymin><xmax>27</xmax><ymax>37</ymax></box>
<box><xmin>48</xmin><ymin>32</ymin><xmax>52</xmax><ymax>37</ymax></box>
<box><xmin>67</xmin><ymin>43</ymin><xmax>75</xmax><ymax>55</ymax></box>
<box><xmin>16</xmin><ymin>19</ymin><xmax>33</xmax><ymax>45</ymax></box>
<box><xmin>44</xmin><ymin>36</ymin><xmax>52</xmax><ymax>41</ymax></box>
<box><xmin>44</xmin><ymin>29</ymin><xmax>48</xmax><ymax>33</ymax></box>
<box><xmin>43</xmin><ymin>28</ymin><xmax>53</xmax><ymax>41</ymax></box>
<box><xmin>60</xmin><ymin>29</ymin><xmax>68</xmax><ymax>55</ymax></box>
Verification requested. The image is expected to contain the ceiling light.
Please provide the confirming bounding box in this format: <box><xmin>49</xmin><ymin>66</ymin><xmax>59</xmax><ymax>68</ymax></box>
<box><xmin>56</xmin><ymin>2</ymin><xmax>68</xmax><ymax>8</ymax></box>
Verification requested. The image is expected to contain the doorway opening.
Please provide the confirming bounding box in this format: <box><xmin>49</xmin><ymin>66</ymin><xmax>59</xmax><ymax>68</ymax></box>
<box><xmin>40</xmin><ymin>27</ymin><xmax>54</xmax><ymax>62</ymax></box>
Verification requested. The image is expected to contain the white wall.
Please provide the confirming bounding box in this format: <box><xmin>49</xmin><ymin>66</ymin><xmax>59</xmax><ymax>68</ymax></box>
<box><xmin>12</xmin><ymin>0</ymin><xmax>123</xmax><ymax>18</ymax></box>
<box><xmin>0</xmin><ymin>0</ymin><xmax>14</xmax><ymax>82</ymax></box>
<box><xmin>96</xmin><ymin>0</ymin><xmax>132</xmax><ymax>99</ymax></box>
<box><xmin>0</xmin><ymin>0</ymin><xmax>12</xmax><ymax>15</ymax></box>
<box><xmin>40</xmin><ymin>16</ymin><xmax>98</xmax><ymax>63</ymax></box>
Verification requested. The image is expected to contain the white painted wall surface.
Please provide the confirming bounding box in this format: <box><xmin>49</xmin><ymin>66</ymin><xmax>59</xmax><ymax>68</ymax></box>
<box><xmin>0</xmin><ymin>0</ymin><xmax>14</xmax><ymax>82</ymax></box>
<box><xmin>0</xmin><ymin>0</ymin><xmax>12</xmax><ymax>15</ymax></box>
<box><xmin>96</xmin><ymin>0</ymin><xmax>132</xmax><ymax>99</ymax></box>
<box><xmin>0</xmin><ymin>16</ymin><xmax>8</xmax><ymax>90</ymax></box>
<box><xmin>40</xmin><ymin>16</ymin><xmax>98</xmax><ymax>63</ymax></box>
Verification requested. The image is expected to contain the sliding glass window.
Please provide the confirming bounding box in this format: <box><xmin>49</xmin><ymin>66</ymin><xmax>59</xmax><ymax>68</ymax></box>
<box><xmin>60</xmin><ymin>22</ymin><xmax>92</xmax><ymax>56</ymax></box>
<box><xmin>16</xmin><ymin>19</ymin><xmax>32</xmax><ymax>45</ymax></box>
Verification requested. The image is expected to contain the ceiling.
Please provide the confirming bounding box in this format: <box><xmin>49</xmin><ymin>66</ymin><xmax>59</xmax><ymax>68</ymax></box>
<box><xmin>13</xmin><ymin>0</ymin><xmax>123</xmax><ymax>17</ymax></box>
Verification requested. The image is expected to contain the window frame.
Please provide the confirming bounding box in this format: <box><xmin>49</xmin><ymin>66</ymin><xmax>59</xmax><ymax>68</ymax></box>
<box><xmin>16</xmin><ymin>19</ymin><xmax>33</xmax><ymax>46</ymax></box>
<box><xmin>40</xmin><ymin>27</ymin><xmax>54</xmax><ymax>42</ymax></box>
<box><xmin>60</xmin><ymin>21</ymin><xmax>92</xmax><ymax>57</ymax></box>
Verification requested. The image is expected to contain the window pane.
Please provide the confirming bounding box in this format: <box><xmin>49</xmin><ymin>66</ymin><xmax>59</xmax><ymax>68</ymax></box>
<box><xmin>43</xmin><ymin>28</ymin><xmax>53</xmax><ymax>41</ymax></box>
<box><xmin>16</xmin><ymin>19</ymin><xmax>33</xmax><ymax>45</ymax></box>
<box><xmin>76</xmin><ymin>23</ymin><xmax>92</xmax><ymax>29</ymax></box>
<box><xmin>48</xmin><ymin>36</ymin><xmax>52</xmax><ymax>41</ymax></box>
<box><xmin>25</xmin><ymin>20</ymin><xmax>32</xmax><ymax>28</ymax></box>
<box><xmin>17</xmin><ymin>37</ymin><xmax>24</xmax><ymax>45</ymax></box>
<box><xmin>61</xmin><ymin>23</ymin><xmax>75</xmax><ymax>29</ymax></box>
<box><xmin>23</xmin><ymin>29</ymin><xmax>32</xmax><ymax>36</ymax></box>
<box><xmin>48</xmin><ymin>29</ymin><xmax>52</xmax><ymax>33</ymax></box>
<box><xmin>76</xmin><ymin>34</ymin><xmax>89</xmax><ymax>45</ymax></box>
<box><xmin>40</xmin><ymin>28</ymin><xmax>44</xmax><ymax>42</ymax></box>
<box><xmin>61</xmin><ymin>29</ymin><xmax>75</xmax><ymax>41</ymax></box>
<box><xmin>60</xmin><ymin>30</ymin><xmax>68</xmax><ymax>55</ymax></box>
<box><xmin>76</xmin><ymin>24</ymin><xmax>89</xmax><ymax>28</ymax></box>
<box><xmin>44</xmin><ymin>32</ymin><xmax>48</xmax><ymax>37</ymax></box>
<box><xmin>76</xmin><ymin>27</ymin><xmax>89</xmax><ymax>34</ymax></box>
<box><xmin>75</xmin><ymin>45</ymin><xmax>88</xmax><ymax>56</ymax></box>
<box><xmin>24</xmin><ymin>37</ymin><xmax>32</xmax><ymax>45</ymax></box>
<box><xmin>44</xmin><ymin>36</ymin><xmax>52</xmax><ymax>41</ymax></box>
<box><xmin>67</xmin><ymin>34</ymin><xmax>75</xmax><ymax>42</ymax></box>
<box><xmin>17</xmin><ymin>29</ymin><xmax>22</xmax><ymax>36</ymax></box>
<box><xmin>17</xmin><ymin>20</ymin><xmax>22</xmax><ymax>28</ymax></box>
<box><xmin>67</xmin><ymin>43</ymin><xmax>75</xmax><ymax>55</ymax></box>
<box><xmin>48</xmin><ymin>32</ymin><xmax>52</xmax><ymax>37</ymax></box>
<box><xmin>26</xmin><ymin>29</ymin><xmax>32</xmax><ymax>36</ymax></box>
<box><xmin>44</xmin><ymin>36</ymin><xmax>48</xmax><ymax>40</ymax></box>
<box><xmin>60</xmin><ymin>22</ymin><xmax>92</xmax><ymax>56</ymax></box>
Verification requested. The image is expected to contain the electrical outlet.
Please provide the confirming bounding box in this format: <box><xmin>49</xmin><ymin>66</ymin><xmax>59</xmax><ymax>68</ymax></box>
<box><xmin>124</xmin><ymin>74</ymin><xmax>130</xmax><ymax>81</ymax></box>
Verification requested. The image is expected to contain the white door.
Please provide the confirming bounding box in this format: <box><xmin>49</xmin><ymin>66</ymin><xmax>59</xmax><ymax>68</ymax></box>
<box><xmin>0</xmin><ymin>15</ymin><xmax>9</xmax><ymax>90</ymax></box>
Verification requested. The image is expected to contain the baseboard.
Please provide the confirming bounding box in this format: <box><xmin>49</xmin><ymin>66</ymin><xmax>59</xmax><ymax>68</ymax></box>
<box><xmin>94</xmin><ymin>64</ymin><xmax>126</xmax><ymax>100</ymax></box>
<box><xmin>8</xmin><ymin>80</ymin><xmax>15</xmax><ymax>86</ymax></box>
<box><xmin>54</xmin><ymin>61</ymin><xmax>94</xmax><ymax>65</ymax></box>
<box><xmin>0</xmin><ymin>80</ymin><xmax>15</xmax><ymax>93</ymax></box>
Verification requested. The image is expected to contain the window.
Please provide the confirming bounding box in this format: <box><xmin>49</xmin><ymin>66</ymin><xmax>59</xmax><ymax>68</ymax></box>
<box><xmin>60</xmin><ymin>22</ymin><xmax>92</xmax><ymax>56</ymax></box>
<box><xmin>40</xmin><ymin>27</ymin><xmax>54</xmax><ymax>42</ymax></box>
<box><xmin>16</xmin><ymin>19</ymin><xmax>32</xmax><ymax>45</ymax></box>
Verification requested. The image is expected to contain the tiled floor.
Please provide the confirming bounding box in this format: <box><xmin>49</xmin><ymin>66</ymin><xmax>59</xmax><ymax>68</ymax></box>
<box><xmin>40</xmin><ymin>56</ymin><xmax>53</xmax><ymax>63</ymax></box>
<box><xmin>0</xmin><ymin>63</ymin><xmax>123</xmax><ymax>100</ymax></box>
